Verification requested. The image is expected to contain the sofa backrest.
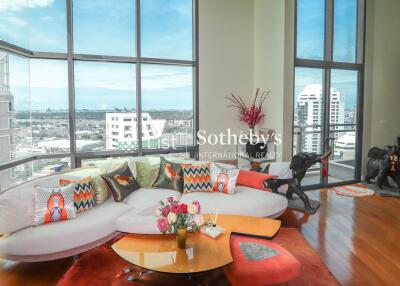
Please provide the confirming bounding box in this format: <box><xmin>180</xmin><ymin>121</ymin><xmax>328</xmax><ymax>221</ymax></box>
<box><xmin>0</xmin><ymin>155</ymin><xmax>221</xmax><ymax>235</ymax></box>
<box><xmin>0</xmin><ymin>167</ymin><xmax>101</xmax><ymax>235</ymax></box>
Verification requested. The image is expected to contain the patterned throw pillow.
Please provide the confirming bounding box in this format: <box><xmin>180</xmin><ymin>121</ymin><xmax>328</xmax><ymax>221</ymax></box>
<box><xmin>101</xmin><ymin>162</ymin><xmax>140</xmax><ymax>202</ymax></box>
<box><xmin>59</xmin><ymin>177</ymin><xmax>95</xmax><ymax>213</ymax></box>
<box><xmin>152</xmin><ymin>157</ymin><xmax>184</xmax><ymax>193</ymax></box>
<box><xmin>91</xmin><ymin>176</ymin><xmax>111</xmax><ymax>205</ymax></box>
<box><xmin>33</xmin><ymin>184</ymin><xmax>76</xmax><ymax>226</ymax></box>
<box><xmin>182</xmin><ymin>163</ymin><xmax>213</xmax><ymax>193</ymax></box>
<box><xmin>210</xmin><ymin>163</ymin><xmax>240</xmax><ymax>194</ymax></box>
<box><xmin>135</xmin><ymin>161</ymin><xmax>159</xmax><ymax>188</ymax></box>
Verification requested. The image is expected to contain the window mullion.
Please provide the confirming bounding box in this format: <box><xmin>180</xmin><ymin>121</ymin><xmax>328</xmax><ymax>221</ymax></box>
<box><xmin>66</xmin><ymin>0</ymin><xmax>77</xmax><ymax>168</ymax></box>
<box><xmin>135</xmin><ymin>0</ymin><xmax>143</xmax><ymax>155</ymax></box>
<box><xmin>324</xmin><ymin>0</ymin><xmax>334</xmax><ymax>62</ymax></box>
<box><xmin>192</xmin><ymin>0</ymin><xmax>199</xmax><ymax>159</ymax></box>
<box><xmin>356</xmin><ymin>0</ymin><xmax>365</xmax><ymax>64</ymax></box>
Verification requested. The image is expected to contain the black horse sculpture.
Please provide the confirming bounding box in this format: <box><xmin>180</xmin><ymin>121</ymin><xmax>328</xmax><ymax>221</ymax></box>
<box><xmin>365</xmin><ymin>137</ymin><xmax>400</xmax><ymax>191</ymax></box>
<box><xmin>263</xmin><ymin>139</ymin><xmax>333</xmax><ymax>211</ymax></box>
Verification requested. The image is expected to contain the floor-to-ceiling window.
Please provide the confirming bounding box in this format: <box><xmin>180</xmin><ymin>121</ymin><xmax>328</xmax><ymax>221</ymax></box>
<box><xmin>293</xmin><ymin>0</ymin><xmax>365</xmax><ymax>188</ymax></box>
<box><xmin>0</xmin><ymin>0</ymin><xmax>198</xmax><ymax>191</ymax></box>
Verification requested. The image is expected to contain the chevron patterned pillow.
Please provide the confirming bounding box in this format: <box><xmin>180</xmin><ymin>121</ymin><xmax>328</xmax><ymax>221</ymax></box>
<box><xmin>60</xmin><ymin>177</ymin><xmax>95</xmax><ymax>213</ymax></box>
<box><xmin>182</xmin><ymin>163</ymin><xmax>213</xmax><ymax>194</ymax></box>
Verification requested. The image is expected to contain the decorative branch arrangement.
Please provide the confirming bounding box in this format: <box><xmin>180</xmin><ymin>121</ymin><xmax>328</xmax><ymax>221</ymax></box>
<box><xmin>226</xmin><ymin>88</ymin><xmax>270</xmax><ymax>130</ymax></box>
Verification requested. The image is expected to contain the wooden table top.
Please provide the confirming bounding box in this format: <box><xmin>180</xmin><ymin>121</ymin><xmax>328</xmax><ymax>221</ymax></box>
<box><xmin>111</xmin><ymin>214</ymin><xmax>281</xmax><ymax>274</ymax></box>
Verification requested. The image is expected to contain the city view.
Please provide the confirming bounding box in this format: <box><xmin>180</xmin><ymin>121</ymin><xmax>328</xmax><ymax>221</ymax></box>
<box><xmin>0</xmin><ymin>52</ymin><xmax>193</xmax><ymax>191</ymax></box>
<box><xmin>293</xmin><ymin>68</ymin><xmax>359</xmax><ymax>184</ymax></box>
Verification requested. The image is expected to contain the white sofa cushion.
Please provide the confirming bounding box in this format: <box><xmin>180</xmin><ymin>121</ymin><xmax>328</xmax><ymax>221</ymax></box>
<box><xmin>123</xmin><ymin>188</ymin><xmax>181</xmax><ymax>213</ymax></box>
<box><xmin>0</xmin><ymin>168</ymin><xmax>102</xmax><ymax>235</ymax></box>
<box><xmin>180</xmin><ymin>186</ymin><xmax>288</xmax><ymax>219</ymax></box>
<box><xmin>116</xmin><ymin>210</ymin><xmax>159</xmax><ymax>234</ymax></box>
<box><xmin>0</xmin><ymin>199</ymin><xmax>132</xmax><ymax>256</ymax></box>
<box><xmin>117</xmin><ymin>187</ymin><xmax>182</xmax><ymax>235</ymax></box>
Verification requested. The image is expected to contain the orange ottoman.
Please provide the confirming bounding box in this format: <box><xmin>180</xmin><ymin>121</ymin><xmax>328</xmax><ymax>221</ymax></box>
<box><xmin>225</xmin><ymin>235</ymin><xmax>301</xmax><ymax>286</ymax></box>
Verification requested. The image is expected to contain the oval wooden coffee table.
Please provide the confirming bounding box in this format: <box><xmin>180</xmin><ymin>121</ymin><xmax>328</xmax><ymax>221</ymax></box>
<box><xmin>112</xmin><ymin>214</ymin><xmax>281</xmax><ymax>283</ymax></box>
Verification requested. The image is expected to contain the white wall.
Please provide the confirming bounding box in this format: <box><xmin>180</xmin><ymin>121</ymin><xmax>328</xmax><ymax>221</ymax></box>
<box><xmin>199</xmin><ymin>0</ymin><xmax>255</xmax><ymax>161</ymax></box>
<box><xmin>254</xmin><ymin>0</ymin><xmax>294</xmax><ymax>161</ymax></box>
<box><xmin>362</xmin><ymin>0</ymin><xmax>400</xmax><ymax>173</ymax></box>
<box><xmin>199</xmin><ymin>0</ymin><xmax>294</xmax><ymax>161</ymax></box>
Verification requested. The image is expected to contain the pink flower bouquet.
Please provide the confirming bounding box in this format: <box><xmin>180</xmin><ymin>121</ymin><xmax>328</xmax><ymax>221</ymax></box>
<box><xmin>155</xmin><ymin>196</ymin><xmax>203</xmax><ymax>234</ymax></box>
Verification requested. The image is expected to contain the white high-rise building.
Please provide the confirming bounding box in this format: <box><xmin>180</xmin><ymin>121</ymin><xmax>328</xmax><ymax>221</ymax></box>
<box><xmin>0</xmin><ymin>52</ymin><xmax>15</xmax><ymax>191</ymax></box>
<box><xmin>106</xmin><ymin>112</ymin><xmax>166</xmax><ymax>149</ymax></box>
<box><xmin>297</xmin><ymin>84</ymin><xmax>345</xmax><ymax>153</ymax></box>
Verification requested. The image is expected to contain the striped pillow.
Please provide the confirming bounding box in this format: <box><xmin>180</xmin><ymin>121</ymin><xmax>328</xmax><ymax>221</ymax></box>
<box><xmin>60</xmin><ymin>177</ymin><xmax>95</xmax><ymax>213</ymax></box>
<box><xmin>182</xmin><ymin>164</ymin><xmax>213</xmax><ymax>193</ymax></box>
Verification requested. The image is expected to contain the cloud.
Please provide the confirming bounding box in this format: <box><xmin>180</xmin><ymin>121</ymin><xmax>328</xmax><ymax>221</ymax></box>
<box><xmin>0</xmin><ymin>0</ymin><xmax>54</xmax><ymax>11</ymax></box>
<box><xmin>74</xmin><ymin>62</ymin><xmax>136</xmax><ymax>91</ymax></box>
<box><xmin>0</xmin><ymin>15</ymin><xmax>27</xmax><ymax>27</ymax></box>
<box><xmin>7</xmin><ymin>53</ymin><xmax>192</xmax><ymax>93</ymax></box>
<box><xmin>142</xmin><ymin>69</ymin><xmax>192</xmax><ymax>91</ymax></box>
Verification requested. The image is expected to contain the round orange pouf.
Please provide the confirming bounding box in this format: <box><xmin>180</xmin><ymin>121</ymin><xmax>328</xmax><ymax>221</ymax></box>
<box><xmin>225</xmin><ymin>235</ymin><xmax>301</xmax><ymax>286</ymax></box>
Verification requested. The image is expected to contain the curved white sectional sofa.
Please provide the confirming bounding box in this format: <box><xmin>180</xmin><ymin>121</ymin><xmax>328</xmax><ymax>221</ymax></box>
<box><xmin>0</xmin><ymin>157</ymin><xmax>288</xmax><ymax>262</ymax></box>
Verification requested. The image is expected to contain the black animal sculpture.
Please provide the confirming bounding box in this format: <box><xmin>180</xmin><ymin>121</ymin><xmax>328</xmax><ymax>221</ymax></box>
<box><xmin>263</xmin><ymin>138</ymin><xmax>333</xmax><ymax>211</ymax></box>
<box><xmin>365</xmin><ymin>137</ymin><xmax>400</xmax><ymax>191</ymax></box>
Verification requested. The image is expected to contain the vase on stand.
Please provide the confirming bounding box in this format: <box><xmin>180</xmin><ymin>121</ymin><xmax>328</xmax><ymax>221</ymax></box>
<box><xmin>245</xmin><ymin>125</ymin><xmax>267</xmax><ymax>159</ymax></box>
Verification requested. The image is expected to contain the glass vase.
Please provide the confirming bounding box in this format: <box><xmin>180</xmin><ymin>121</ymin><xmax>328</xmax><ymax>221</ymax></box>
<box><xmin>176</xmin><ymin>228</ymin><xmax>187</xmax><ymax>249</ymax></box>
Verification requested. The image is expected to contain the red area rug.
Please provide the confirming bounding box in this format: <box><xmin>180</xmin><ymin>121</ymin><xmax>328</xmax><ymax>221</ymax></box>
<box><xmin>56</xmin><ymin>228</ymin><xmax>339</xmax><ymax>286</ymax></box>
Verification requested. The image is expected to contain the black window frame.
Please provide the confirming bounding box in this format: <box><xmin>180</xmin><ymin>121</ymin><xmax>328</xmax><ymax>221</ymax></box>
<box><xmin>0</xmin><ymin>0</ymin><xmax>199</xmax><ymax>174</ymax></box>
<box><xmin>293</xmin><ymin>0</ymin><xmax>366</xmax><ymax>188</ymax></box>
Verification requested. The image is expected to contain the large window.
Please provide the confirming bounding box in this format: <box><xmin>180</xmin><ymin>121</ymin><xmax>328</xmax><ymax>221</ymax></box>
<box><xmin>74</xmin><ymin>61</ymin><xmax>137</xmax><ymax>151</ymax></box>
<box><xmin>141</xmin><ymin>64</ymin><xmax>194</xmax><ymax>149</ymax></box>
<box><xmin>0</xmin><ymin>0</ymin><xmax>198</xmax><ymax>191</ymax></box>
<box><xmin>294</xmin><ymin>0</ymin><xmax>364</xmax><ymax>187</ymax></box>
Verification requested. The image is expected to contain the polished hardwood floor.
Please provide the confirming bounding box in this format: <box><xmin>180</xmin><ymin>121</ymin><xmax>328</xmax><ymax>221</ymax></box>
<box><xmin>1</xmin><ymin>189</ymin><xmax>400</xmax><ymax>286</ymax></box>
<box><xmin>282</xmin><ymin>190</ymin><xmax>400</xmax><ymax>286</ymax></box>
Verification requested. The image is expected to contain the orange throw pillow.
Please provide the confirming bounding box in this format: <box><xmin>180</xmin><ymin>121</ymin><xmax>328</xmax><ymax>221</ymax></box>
<box><xmin>236</xmin><ymin>170</ymin><xmax>277</xmax><ymax>192</ymax></box>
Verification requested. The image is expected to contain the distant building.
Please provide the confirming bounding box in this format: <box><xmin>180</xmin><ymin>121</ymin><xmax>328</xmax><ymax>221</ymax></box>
<box><xmin>335</xmin><ymin>132</ymin><xmax>356</xmax><ymax>160</ymax></box>
<box><xmin>106</xmin><ymin>112</ymin><xmax>166</xmax><ymax>149</ymax></box>
<box><xmin>297</xmin><ymin>84</ymin><xmax>345</xmax><ymax>153</ymax></box>
<box><xmin>0</xmin><ymin>52</ymin><xmax>15</xmax><ymax>191</ymax></box>
<box><xmin>38</xmin><ymin>139</ymin><xmax>104</xmax><ymax>153</ymax></box>
<box><xmin>160</xmin><ymin>132</ymin><xmax>194</xmax><ymax>148</ymax></box>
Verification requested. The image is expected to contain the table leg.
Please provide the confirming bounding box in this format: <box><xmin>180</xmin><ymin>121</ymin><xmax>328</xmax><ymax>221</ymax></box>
<box><xmin>119</xmin><ymin>268</ymin><xmax>207</xmax><ymax>285</ymax></box>
<box><xmin>125</xmin><ymin>270</ymin><xmax>154</xmax><ymax>282</ymax></box>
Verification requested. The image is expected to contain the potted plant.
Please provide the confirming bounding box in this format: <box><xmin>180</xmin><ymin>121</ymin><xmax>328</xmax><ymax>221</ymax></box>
<box><xmin>155</xmin><ymin>197</ymin><xmax>203</xmax><ymax>249</ymax></box>
<box><xmin>226</xmin><ymin>88</ymin><xmax>270</xmax><ymax>158</ymax></box>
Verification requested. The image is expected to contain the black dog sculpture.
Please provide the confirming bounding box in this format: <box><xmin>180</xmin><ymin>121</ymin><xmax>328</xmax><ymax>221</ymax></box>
<box><xmin>365</xmin><ymin>137</ymin><xmax>400</xmax><ymax>191</ymax></box>
<box><xmin>263</xmin><ymin>139</ymin><xmax>333</xmax><ymax>211</ymax></box>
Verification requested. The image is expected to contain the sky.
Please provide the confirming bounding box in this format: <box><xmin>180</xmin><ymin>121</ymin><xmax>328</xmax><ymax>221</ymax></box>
<box><xmin>1</xmin><ymin>0</ymin><xmax>358</xmax><ymax>112</ymax></box>
<box><xmin>0</xmin><ymin>0</ymin><xmax>193</xmax><ymax>111</ymax></box>
<box><xmin>296</xmin><ymin>0</ymin><xmax>358</xmax><ymax>109</ymax></box>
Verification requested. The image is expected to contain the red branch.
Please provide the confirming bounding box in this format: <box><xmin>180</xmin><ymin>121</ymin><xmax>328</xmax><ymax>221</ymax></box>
<box><xmin>225</xmin><ymin>88</ymin><xmax>270</xmax><ymax>129</ymax></box>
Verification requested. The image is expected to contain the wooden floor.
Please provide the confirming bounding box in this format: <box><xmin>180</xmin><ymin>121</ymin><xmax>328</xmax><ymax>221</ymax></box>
<box><xmin>282</xmin><ymin>189</ymin><xmax>400</xmax><ymax>286</ymax></box>
<box><xmin>1</xmin><ymin>189</ymin><xmax>400</xmax><ymax>286</ymax></box>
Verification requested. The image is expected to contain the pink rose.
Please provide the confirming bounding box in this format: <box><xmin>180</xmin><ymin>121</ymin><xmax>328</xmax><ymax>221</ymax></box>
<box><xmin>187</xmin><ymin>204</ymin><xmax>198</xmax><ymax>215</ymax></box>
<box><xmin>167</xmin><ymin>196</ymin><xmax>174</xmax><ymax>203</ymax></box>
<box><xmin>157</xmin><ymin>217</ymin><xmax>169</xmax><ymax>233</ymax></box>
<box><xmin>193</xmin><ymin>201</ymin><xmax>201</xmax><ymax>213</ymax></box>
<box><xmin>171</xmin><ymin>203</ymin><xmax>181</xmax><ymax>214</ymax></box>
<box><xmin>162</xmin><ymin>205</ymin><xmax>171</xmax><ymax>217</ymax></box>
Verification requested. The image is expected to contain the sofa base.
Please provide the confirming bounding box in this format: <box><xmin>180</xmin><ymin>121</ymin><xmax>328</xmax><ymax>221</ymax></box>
<box><xmin>1</xmin><ymin>232</ymin><xmax>121</xmax><ymax>262</ymax></box>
